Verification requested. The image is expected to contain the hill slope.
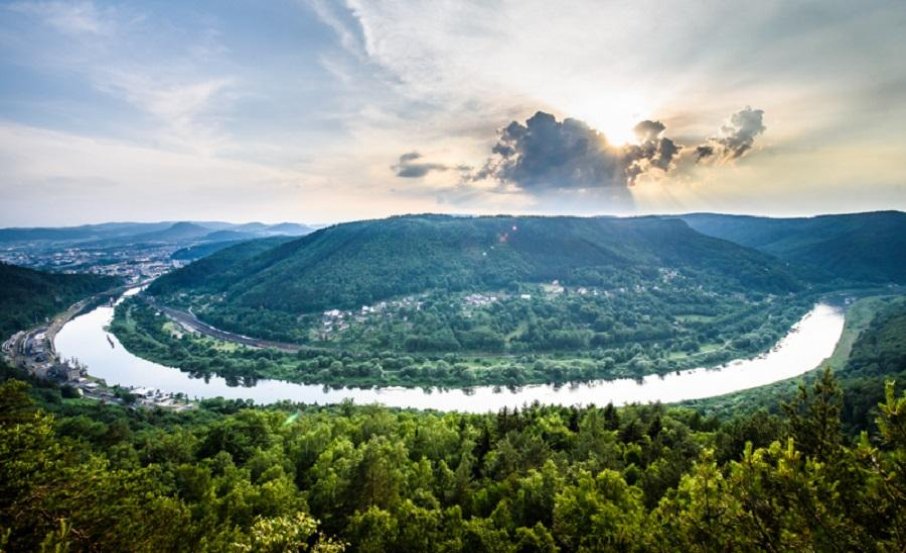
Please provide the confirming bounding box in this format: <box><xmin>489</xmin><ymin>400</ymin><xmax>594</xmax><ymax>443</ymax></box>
<box><xmin>149</xmin><ymin>214</ymin><xmax>798</xmax><ymax>314</ymax></box>
<box><xmin>681</xmin><ymin>211</ymin><xmax>906</xmax><ymax>283</ymax></box>
<box><xmin>0</xmin><ymin>263</ymin><xmax>117</xmax><ymax>339</ymax></box>
<box><xmin>163</xmin><ymin>236</ymin><xmax>297</xmax><ymax>274</ymax></box>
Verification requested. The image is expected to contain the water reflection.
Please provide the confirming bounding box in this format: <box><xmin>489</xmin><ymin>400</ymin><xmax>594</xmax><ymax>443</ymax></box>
<box><xmin>54</xmin><ymin>294</ymin><xmax>845</xmax><ymax>413</ymax></box>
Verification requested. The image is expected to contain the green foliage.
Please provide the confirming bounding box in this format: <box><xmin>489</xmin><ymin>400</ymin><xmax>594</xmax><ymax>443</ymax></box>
<box><xmin>0</xmin><ymin>262</ymin><xmax>115</xmax><ymax>339</ymax></box>
<box><xmin>171</xmin><ymin>238</ymin><xmax>292</xmax><ymax>262</ymax></box>
<box><xmin>231</xmin><ymin>512</ymin><xmax>346</xmax><ymax>553</ymax></box>
<box><xmin>686</xmin><ymin>296</ymin><xmax>906</xmax><ymax>434</ymax></box>
<box><xmin>839</xmin><ymin>299</ymin><xmax>906</xmax><ymax>429</ymax></box>
<box><xmin>148</xmin><ymin>214</ymin><xmax>800</xmax><ymax>343</ymax></box>
<box><xmin>7</xmin><ymin>213</ymin><xmax>906</xmax><ymax>551</ymax></box>
<box><xmin>159</xmin><ymin>236</ymin><xmax>293</xmax><ymax>285</ymax></box>
<box><xmin>3</xmin><ymin>366</ymin><xmax>906</xmax><ymax>552</ymax></box>
<box><xmin>683</xmin><ymin>210</ymin><xmax>906</xmax><ymax>284</ymax></box>
<box><xmin>783</xmin><ymin>367</ymin><xmax>843</xmax><ymax>458</ymax></box>
<box><xmin>113</xmin><ymin>287</ymin><xmax>811</xmax><ymax>387</ymax></box>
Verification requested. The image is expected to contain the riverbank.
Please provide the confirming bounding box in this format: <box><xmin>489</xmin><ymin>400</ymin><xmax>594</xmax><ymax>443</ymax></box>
<box><xmin>112</xmin><ymin>288</ymin><xmax>819</xmax><ymax>389</ymax></box>
<box><xmin>2</xmin><ymin>284</ymin><xmax>194</xmax><ymax>411</ymax></box>
<box><xmin>680</xmin><ymin>294</ymin><xmax>903</xmax><ymax>418</ymax></box>
<box><xmin>55</xmin><ymin>290</ymin><xmax>846</xmax><ymax>411</ymax></box>
<box><xmin>1</xmin><ymin>288</ymin><xmax>120</xmax><ymax>381</ymax></box>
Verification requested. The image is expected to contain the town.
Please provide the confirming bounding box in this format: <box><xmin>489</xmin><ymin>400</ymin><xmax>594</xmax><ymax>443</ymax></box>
<box><xmin>2</xmin><ymin>323</ymin><xmax>194</xmax><ymax>411</ymax></box>
<box><xmin>0</xmin><ymin>243</ymin><xmax>187</xmax><ymax>283</ymax></box>
<box><xmin>0</xmin><ymin>267</ymin><xmax>195</xmax><ymax>410</ymax></box>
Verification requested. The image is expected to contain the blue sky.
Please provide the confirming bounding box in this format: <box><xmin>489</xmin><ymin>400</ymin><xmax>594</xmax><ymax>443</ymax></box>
<box><xmin>0</xmin><ymin>0</ymin><xmax>904</xmax><ymax>226</ymax></box>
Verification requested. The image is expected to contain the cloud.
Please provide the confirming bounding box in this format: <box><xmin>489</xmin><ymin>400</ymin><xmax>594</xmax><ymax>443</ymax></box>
<box><xmin>8</xmin><ymin>1</ymin><xmax>109</xmax><ymax>35</ymax></box>
<box><xmin>417</xmin><ymin>106</ymin><xmax>771</xmax><ymax>211</ymax></box>
<box><xmin>696</xmin><ymin>107</ymin><xmax>766</xmax><ymax>162</ymax></box>
<box><xmin>694</xmin><ymin>144</ymin><xmax>715</xmax><ymax>161</ymax></box>
<box><xmin>392</xmin><ymin>151</ymin><xmax>465</xmax><ymax>178</ymax></box>
<box><xmin>7</xmin><ymin>1</ymin><xmax>239</xmax><ymax>157</ymax></box>
<box><xmin>305</xmin><ymin>0</ymin><xmax>368</xmax><ymax>59</ymax></box>
<box><xmin>472</xmin><ymin>111</ymin><xmax>679</xmax><ymax>194</ymax></box>
<box><xmin>625</xmin><ymin>120</ymin><xmax>680</xmax><ymax>177</ymax></box>
<box><xmin>633</xmin><ymin>120</ymin><xmax>666</xmax><ymax>142</ymax></box>
<box><xmin>96</xmin><ymin>71</ymin><xmax>235</xmax><ymax>155</ymax></box>
<box><xmin>0</xmin><ymin>122</ymin><xmax>309</xmax><ymax>226</ymax></box>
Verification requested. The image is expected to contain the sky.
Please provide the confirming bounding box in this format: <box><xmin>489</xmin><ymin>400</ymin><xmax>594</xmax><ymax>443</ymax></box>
<box><xmin>0</xmin><ymin>0</ymin><xmax>904</xmax><ymax>226</ymax></box>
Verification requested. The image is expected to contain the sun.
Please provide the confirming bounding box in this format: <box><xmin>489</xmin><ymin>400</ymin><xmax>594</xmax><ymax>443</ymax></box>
<box><xmin>568</xmin><ymin>96</ymin><xmax>650</xmax><ymax>146</ymax></box>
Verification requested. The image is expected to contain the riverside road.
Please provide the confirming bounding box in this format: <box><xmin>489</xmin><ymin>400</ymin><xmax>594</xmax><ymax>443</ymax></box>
<box><xmin>143</xmin><ymin>297</ymin><xmax>302</xmax><ymax>353</ymax></box>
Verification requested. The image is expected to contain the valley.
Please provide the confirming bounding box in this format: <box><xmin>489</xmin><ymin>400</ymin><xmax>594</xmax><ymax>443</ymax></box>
<box><xmin>3</xmin><ymin>210</ymin><xmax>906</xmax><ymax>552</ymax></box>
<box><xmin>53</xmin><ymin>292</ymin><xmax>845</xmax><ymax>409</ymax></box>
<box><xmin>5</xmin><ymin>5</ymin><xmax>904</xmax><ymax>549</ymax></box>
<box><xmin>105</xmin><ymin>211</ymin><xmax>906</xmax><ymax>391</ymax></box>
<box><xmin>111</xmin><ymin>282</ymin><xmax>813</xmax><ymax>388</ymax></box>
<box><xmin>6</xmin><ymin>211</ymin><xmax>903</xmax><ymax>397</ymax></box>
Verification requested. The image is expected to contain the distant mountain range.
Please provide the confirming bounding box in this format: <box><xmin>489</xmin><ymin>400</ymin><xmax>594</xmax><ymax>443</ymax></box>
<box><xmin>0</xmin><ymin>220</ymin><xmax>319</xmax><ymax>257</ymax></box>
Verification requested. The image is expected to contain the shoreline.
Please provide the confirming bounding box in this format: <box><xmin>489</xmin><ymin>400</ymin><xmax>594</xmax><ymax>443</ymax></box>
<box><xmin>55</xmin><ymin>293</ymin><xmax>847</xmax><ymax>412</ymax></box>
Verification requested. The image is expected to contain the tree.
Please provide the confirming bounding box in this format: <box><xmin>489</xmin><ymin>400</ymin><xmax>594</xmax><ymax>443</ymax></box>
<box><xmin>552</xmin><ymin>469</ymin><xmax>645</xmax><ymax>551</ymax></box>
<box><xmin>782</xmin><ymin>367</ymin><xmax>843</xmax><ymax>459</ymax></box>
<box><xmin>231</xmin><ymin>512</ymin><xmax>345</xmax><ymax>553</ymax></box>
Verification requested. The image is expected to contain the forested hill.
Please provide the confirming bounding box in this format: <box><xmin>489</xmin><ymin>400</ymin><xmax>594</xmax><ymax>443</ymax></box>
<box><xmin>148</xmin><ymin>214</ymin><xmax>799</xmax><ymax>314</ymax></box>
<box><xmin>3</xmin><ymin>358</ymin><xmax>906</xmax><ymax>551</ymax></box>
<box><xmin>681</xmin><ymin>210</ymin><xmax>906</xmax><ymax>283</ymax></box>
<box><xmin>0</xmin><ymin>263</ymin><xmax>116</xmax><ymax>339</ymax></box>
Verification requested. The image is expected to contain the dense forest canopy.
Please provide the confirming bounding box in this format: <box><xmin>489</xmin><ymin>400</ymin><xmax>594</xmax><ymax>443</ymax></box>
<box><xmin>148</xmin><ymin>214</ymin><xmax>801</xmax><ymax>310</ymax></box>
<box><xmin>3</xmin><ymin>357</ymin><xmax>906</xmax><ymax>551</ymax></box>
<box><xmin>682</xmin><ymin>211</ymin><xmax>906</xmax><ymax>283</ymax></box>
<box><xmin>146</xmin><ymin>214</ymin><xmax>801</xmax><ymax>346</ymax></box>
<box><xmin>0</xmin><ymin>262</ymin><xmax>116</xmax><ymax>340</ymax></box>
<box><xmin>110</xmin><ymin>291</ymin><xmax>812</xmax><ymax>388</ymax></box>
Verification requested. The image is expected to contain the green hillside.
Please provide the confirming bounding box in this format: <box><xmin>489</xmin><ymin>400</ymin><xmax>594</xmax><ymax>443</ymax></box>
<box><xmin>682</xmin><ymin>211</ymin><xmax>906</xmax><ymax>283</ymax></box>
<box><xmin>150</xmin><ymin>214</ymin><xmax>799</xmax><ymax>314</ymax></box>
<box><xmin>0</xmin><ymin>263</ymin><xmax>117</xmax><ymax>339</ymax></box>
<box><xmin>140</xmin><ymin>214</ymin><xmax>806</xmax><ymax>354</ymax></box>
<box><xmin>169</xmin><ymin>235</ymin><xmax>294</xmax><ymax>262</ymax></box>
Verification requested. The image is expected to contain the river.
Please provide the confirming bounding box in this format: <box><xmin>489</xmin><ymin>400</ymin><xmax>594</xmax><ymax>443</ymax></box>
<box><xmin>54</xmin><ymin>291</ymin><xmax>845</xmax><ymax>413</ymax></box>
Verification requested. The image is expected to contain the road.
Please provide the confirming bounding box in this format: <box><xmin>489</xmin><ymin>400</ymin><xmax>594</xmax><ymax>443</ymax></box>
<box><xmin>2</xmin><ymin>283</ymin><xmax>132</xmax><ymax>375</ymax></box>
<box><xmin>145</xmin><ymin>299</ymin><xmax>302</xmax><ymax>353</ymax></box>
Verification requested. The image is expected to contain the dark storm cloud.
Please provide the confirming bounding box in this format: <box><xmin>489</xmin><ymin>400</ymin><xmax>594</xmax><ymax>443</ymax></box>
<box><xmin>633</xmin><ymin>120</ymin><xmax>666</xmax><ymax>142</ymax></box>
<box><xmin>624</xmin><ymin>120</ymin><xmax>680</xmax><ymax>179</ymax></box>
<box><xmin>695</xmin><ymin>144</ymin><xmax>715</xmax><ymax>161</ymax></box>
<box><xmin>394</xmin><ymin>107</ymin><xmax>767</xmax><ymax>206</ymax></box>
<box><xmin>472</xmin><ymin>112</ymin><xmax>680</xmax><ymax>192</ymax></box>
<box><xmin>393</xmin><ymin>151</ymin><xmax>455</xmax><ymax>178</ymax></box>
<box><xmin>696</xmin><ymin>107</ymin><xmax>766</xmax><ymax>161</ymax></box>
